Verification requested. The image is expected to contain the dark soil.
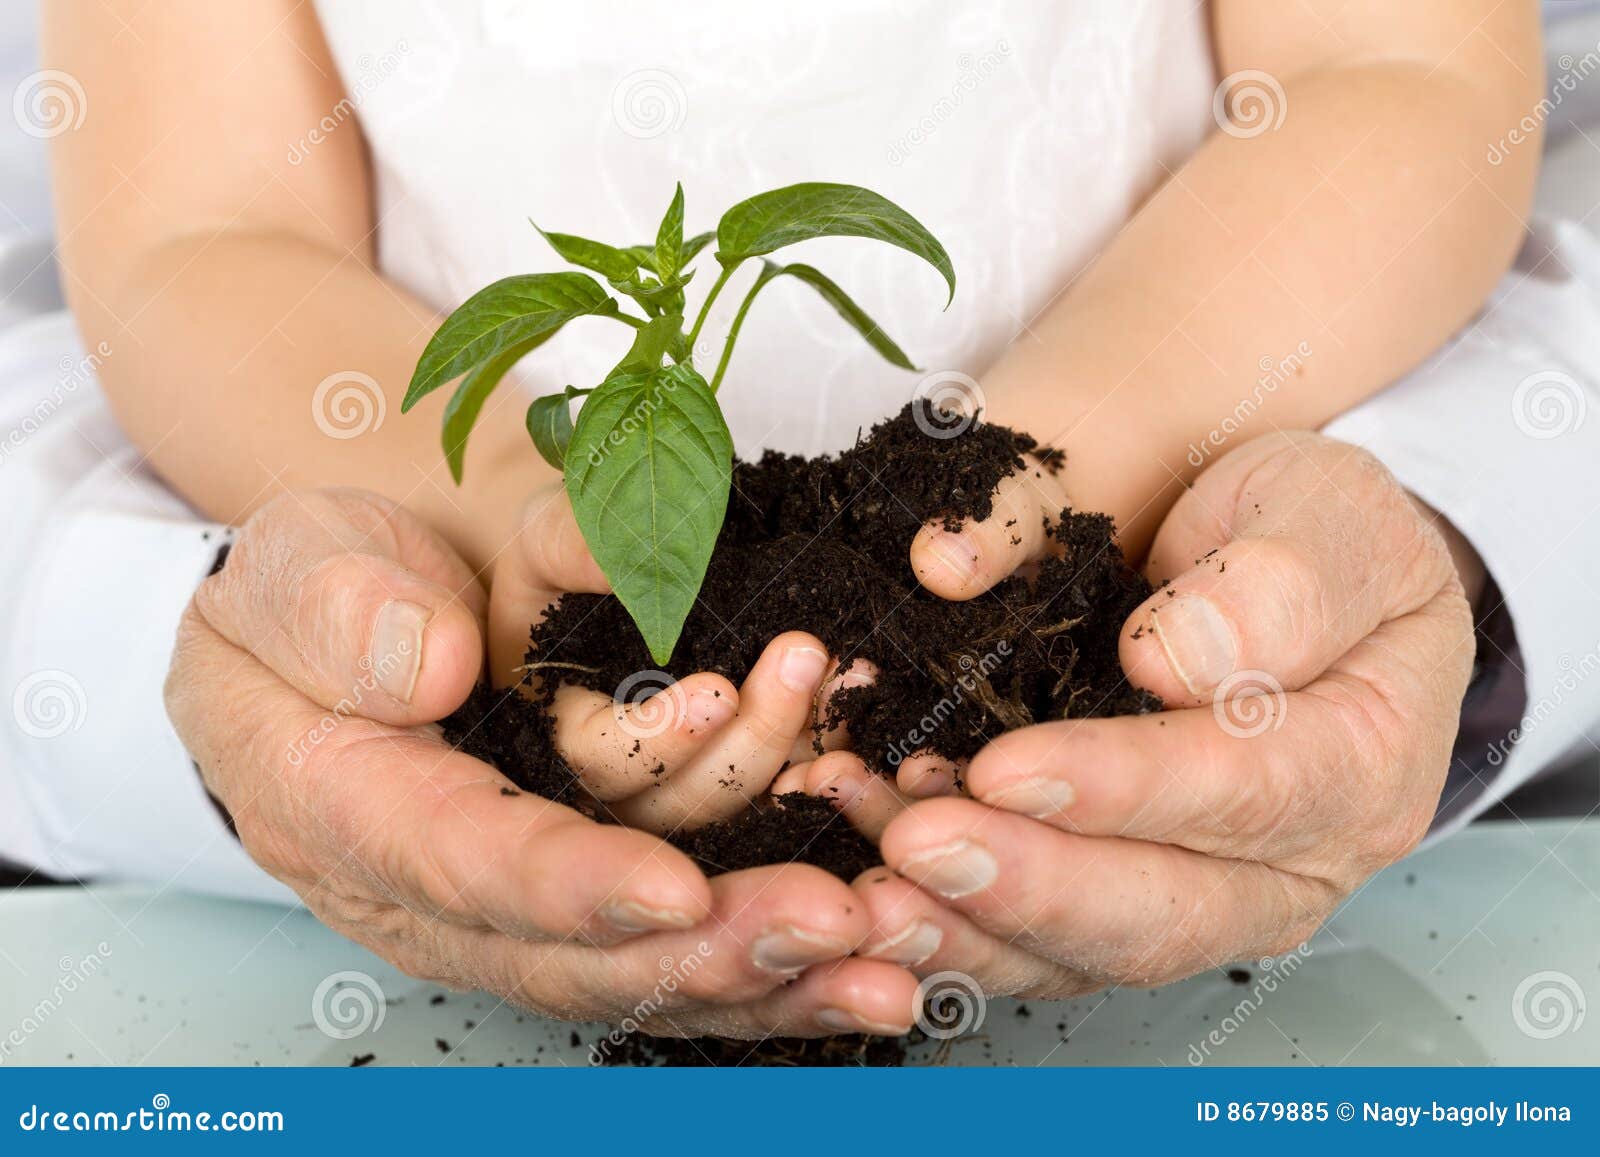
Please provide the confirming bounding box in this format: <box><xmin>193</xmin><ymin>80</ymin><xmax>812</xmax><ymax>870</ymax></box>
<box><xmin>593</xmin><ymin>1028</ymin><xmax>919</xmax><ymax>1067</ymax></box>
<box><xmin>443</xmin><ymin>400</ymin><xmax>1159</xmax><ymax>880</ymax></box>
<box><xmin>671</xmin><ymin>791</ymin><xmax>886</xmax><ymax>880</ymax></box>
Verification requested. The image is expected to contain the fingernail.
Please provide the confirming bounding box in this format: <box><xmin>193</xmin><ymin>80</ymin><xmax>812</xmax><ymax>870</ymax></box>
<box><xmin>1149</xmin><ymin>594</ymin><xmax>1236</xmax><ymax>695</ymax></box>
<box><xmin>901</xmin><ymin>761</ymin><xmax>957</xmax><ymax>799</ymax></box>
<box><xmin>985</xmin><ymin>777</ymin><xmax>1076</xmax><ymax>818</ymax></box>
<box><xmin>602</xmin><ymin>900</ymin><xmax>696</xmax><ymax>933</ymax></box>
<box><xmin>751</xmin><ymin>925</ymin><xmax>852</xmax><ymax>972</ymax></box>
<box><xmin>778</xmin><ymin>645</ymin><xmax>829</xmax><ymax>694</ymax></box>
<box><xmin>686</xmin><ymin>687</ymin><xmax>737</xmax><ymax>731</ymax></box>
<box><xmin>812</xmin><ymin>771</ymin><xmax>864</xmax><ymax>808</ymax></box>
<box><xmin>862</xmin><ymin>920</ymin><xmax>943</xmax><ymax>966</ymax></box>
<box><xmin>896</xmin><ymin>840</ymin><xmax>997</xmax><ymax>899</ymax></box>
<box><xmin>372</xmin><ymin>600</ymin><xmax>430</xmax><ymax>702</ymax></box>
<box><xmin>817</xmin><ymin>1008</ymin><xmax>910</xmax><ymax>1035</ymax></box>
<box><xmin>820</xmin><ymin>664</ymin><xmax>875</xmax><ymax>701</ymax></box>
<box><xmin>926</xmin><ymin>531</ymin><xmax>979</xmax><ymax>586</ymax></box>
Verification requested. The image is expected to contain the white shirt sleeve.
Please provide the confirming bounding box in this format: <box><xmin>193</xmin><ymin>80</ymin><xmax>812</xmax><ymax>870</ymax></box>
<box><xmin>0</xmin><ymin>309</ymin><xmax>294</xmax><ymax>905</ymax></box>
<box><xmin>1322</xmin><ymin>133</ymin><xmax>1600</xmax><ymax>837</ymax></box>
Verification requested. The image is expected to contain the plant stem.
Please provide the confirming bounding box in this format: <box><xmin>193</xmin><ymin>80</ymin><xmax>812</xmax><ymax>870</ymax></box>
<box><xmin>710</xmin><ymin>267</ymin><xmax>777</xmax><ymax>393</ymax></box>
<box><xmin>685</xmin><ymin>259</ymin><xmax>740</xmax><ymax>358</ymax></box>
<box><xmin>613</xmin><ymin>311</ymin><xmax>647</xmax><ymax>329</ymax></box>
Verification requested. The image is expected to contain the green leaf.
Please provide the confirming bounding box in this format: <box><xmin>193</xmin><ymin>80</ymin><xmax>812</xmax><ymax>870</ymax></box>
<box><xmin>609</xmin><ymin>269</ymin><xmax>695</xmax><ymax>313</ymax></box>
<box><xmin>403</xmin><ymin>273</ymin><xmax>616</xmax><ymax>410</ymax></box>
<box><xmin>565</xmin><ymin>362</ymin><xmax>733</xmax><ymax>663</ymax></box>
<box><xmin>624</xmin><ymin>231</ymin><xmax>711</xmax><ymax>278</ymax></box>
<box><xmin>525</xmin><ymin>385</ymin><xmax>588</xmax><ymax>471</ymax></box>
<box><xmin>441</xmin><ymin>337</ymin><xmax>545</xmax><ymax>482</ymax></box>
<box><xmin>533</xmin><ymin>225</ymin><xmax>640</xmax><ymax>280</ymax></box>
<box><xmin>709</xmin><ymin>260</ymin><xmax>916</xmax><ymax>392</ymax></box>
<box><xmin>613</xmin><ymin>313</ymin><xmax>684</xmax><ymax>375</ymax></box>
<box><xmin>717</xmin><ymin>182</ymin><xmax>955</xmax><ymax>305</ymax></box>
<box><xmin>654</xmin><ymin>183</ymin><xmax>685</xmax><ymax>283</ymax></box>
<box><xmin>621</xmin><ymin>245</ymin><xmax>658</xmax><ymax>277</ymax></box>
<box><xmin>681</xmin><ymin>230</ymin><xmax>715</xmax><ymax>267</ymax></box>
<box><xmin>767</xmin><ymin>262</ymin><xmax>916</xmax><ymax>369</ymax></box>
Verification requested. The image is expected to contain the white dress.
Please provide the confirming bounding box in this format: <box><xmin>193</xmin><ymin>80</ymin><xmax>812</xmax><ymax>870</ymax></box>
<box><xmin>3</xmin><ymin>1</ymin><xmax>1599</xmax><ymax>898</ymax></box>
<box><xmin>311</xmin><ymin>0</ymin><xmax>1214</xmax><ymax>457</ymax></box>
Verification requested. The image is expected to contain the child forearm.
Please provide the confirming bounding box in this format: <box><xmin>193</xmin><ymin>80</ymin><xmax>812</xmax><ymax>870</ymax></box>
<box><xmin>85</xmin><ymin>230</ymin><xmax>552</xmax><ymax>572</ymax></box>
<box><xmin>44</xmin><ymin>2</ymin><xmax>550</xmax><ymax>573</ymax></box>
<box><xmin>982</xmin><ymin>3</ymin><xmax>1541</xmax><ymax>557</ymax></box>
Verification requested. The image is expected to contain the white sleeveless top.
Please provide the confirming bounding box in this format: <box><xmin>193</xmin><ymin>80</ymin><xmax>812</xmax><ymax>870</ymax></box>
<box><xmin>312</xmin><ymin>0</ymin><xmax>1215</xmax><ymax>456</ymax></box>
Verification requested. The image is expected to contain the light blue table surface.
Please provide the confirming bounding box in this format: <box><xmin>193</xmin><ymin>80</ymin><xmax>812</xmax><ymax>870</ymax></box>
<box><xmin>0</xmin><ymin>818</ymin><xmax>1595</xmax><ymax>1067</ymax></box>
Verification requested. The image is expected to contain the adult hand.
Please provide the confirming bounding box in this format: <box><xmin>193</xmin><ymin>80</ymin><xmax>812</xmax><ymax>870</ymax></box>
<box><xmin>488</xmin><ymin>479</ymin><xmax>869</xmax><ymax>831</ymax></box>
<box><xmin>165</xmin><ymin>488</ymin><xmax>918</xmax><ymax>1036</ymax></box>
<box><xmin>806</xmin><ymin>432</ymin><xmax>1474</xmax><ymax>994</ymax></box>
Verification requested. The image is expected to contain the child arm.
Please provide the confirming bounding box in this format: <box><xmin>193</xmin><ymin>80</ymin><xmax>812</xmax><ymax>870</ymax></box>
<box><xmin>975</xmin><ymin>0</ymin><xmax>1542</xmax><ymax>559</ymax></box>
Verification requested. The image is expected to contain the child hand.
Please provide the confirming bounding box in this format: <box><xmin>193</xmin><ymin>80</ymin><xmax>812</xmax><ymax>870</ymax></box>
<box><xmin>490</xmin><ymin>481</ymin><xmax>861</xmax><ymax>833</ymax></box>
<box><xmin>907</xmin><ymin>455</ymin><xmax>1072</xmax><ymax>602</ymax></box>
<box><xmin>808</xmin><ymin>453</ymin><xmax>1070</xmax><ymax>800</ymax></box>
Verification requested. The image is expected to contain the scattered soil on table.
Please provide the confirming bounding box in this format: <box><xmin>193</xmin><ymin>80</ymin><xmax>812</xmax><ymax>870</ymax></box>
<box><xmin>444</xmin><ymin>401</ymin><xmax>1159</xmax><ymax>881</ymax></box>
<box><xmin>593</xmin><ymin>1028</ymin><xmax>919</xmax><ymax>1067</ymax></box>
